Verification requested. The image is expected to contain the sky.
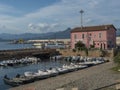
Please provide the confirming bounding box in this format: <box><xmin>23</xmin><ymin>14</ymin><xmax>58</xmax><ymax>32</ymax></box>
<box><xmin>0</xmin><ymin>0</ymin><xmax>120</xmax><ymax>34</ymax></box>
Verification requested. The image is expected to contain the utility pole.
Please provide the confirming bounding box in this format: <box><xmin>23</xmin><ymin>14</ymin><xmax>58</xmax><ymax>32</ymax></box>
<box><xmin>80</xmin><ymin>10</ymin><xmax>84</xmax><ymax>29</ymax></box>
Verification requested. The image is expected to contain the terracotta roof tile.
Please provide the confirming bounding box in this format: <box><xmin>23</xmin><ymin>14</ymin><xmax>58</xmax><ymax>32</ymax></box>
<box><xmin>71</xmin><ymin>24</ymin><xmax>117</xmax><ymax>33</ymax></box>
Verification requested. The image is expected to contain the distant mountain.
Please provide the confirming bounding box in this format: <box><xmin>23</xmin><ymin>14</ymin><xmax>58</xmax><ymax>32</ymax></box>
<box><xmin>0</xmin><ymin>38</ymin><xmax>4</xmax><ymax>41</ymax></box>
<box><xmin>0</xmin><ymin>27</ymin><xmax>119</xmax><ymax>40</ymax></box>
<box><xmin>0</xmin><ymin>28</ymin><xmax>71</xmax><ymax>40</ymax></box>
<box><xmin>43</xmin><ymin>27</ymin><xmax>71</xmax><ymax>39</ymax></box>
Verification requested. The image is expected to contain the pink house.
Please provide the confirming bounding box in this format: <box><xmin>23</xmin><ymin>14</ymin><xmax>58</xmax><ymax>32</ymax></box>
<box><xmin>71</xmin><ymin>24</ymin><xmax>117</xmax><ymax>49</ymax></box>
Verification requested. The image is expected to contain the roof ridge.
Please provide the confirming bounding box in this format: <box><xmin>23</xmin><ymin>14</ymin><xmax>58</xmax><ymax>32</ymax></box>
<box><xmin>71</xmin><ymin>24</ymin><xmax>116</xmax><ymax>33</ymax></box>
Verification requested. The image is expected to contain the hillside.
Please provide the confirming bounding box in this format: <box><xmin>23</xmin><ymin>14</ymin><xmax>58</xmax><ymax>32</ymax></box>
<box><xmin>0</xmin><ymin>28</ymin><xmax>71</xmax><ymax>40</ymax></box>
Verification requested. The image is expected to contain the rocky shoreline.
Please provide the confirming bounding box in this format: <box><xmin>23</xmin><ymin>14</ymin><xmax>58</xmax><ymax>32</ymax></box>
<box><xmin>10</xmin><ymin>61</ymin><xmax>120</xmax><ymax>90</ymax></box>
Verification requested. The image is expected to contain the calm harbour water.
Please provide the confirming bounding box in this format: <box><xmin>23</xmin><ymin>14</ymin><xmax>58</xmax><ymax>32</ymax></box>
<box><xmin>0</xmin><ymin>61</ymin><xmax>63</xmax><ymax>90</ymax></box>
<box><xmin>0</xmin><ymin>41</ymin><xmax>33</xmax><ymax>50</ymax></box>
<box><xmin>0</xmin><ymin>41</ymin><xmax>64</xmax><ymax>90</ymax></box>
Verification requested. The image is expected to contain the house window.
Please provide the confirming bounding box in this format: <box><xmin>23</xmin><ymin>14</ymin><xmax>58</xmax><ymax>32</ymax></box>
<box><xmin>94</xmin><ymin>35</ymin><xmax>96</xmax><ymax>38</ymax></box>
<box><xmin>74</xmin><ymin>34</ymin><xmax>77</xmax><ymax>39</ymax></box>
<box><xmin>89</xmin><ymin>33</ymin><xmax>92</xmax><ymax>36</ymax></box>
<box><xmin>99</xmin><ymin>33</ymin><xmax>102</xmax><ymax>38</ymax></box>
<box><xmin>82</xmin><ymin>34</ymin><xmax>84</xmax><ymax>39</ymax></box>
<box><xmin>98</xmin><ymin>43</ymin><xmax>99</xmax><ymax>45</ymax></box>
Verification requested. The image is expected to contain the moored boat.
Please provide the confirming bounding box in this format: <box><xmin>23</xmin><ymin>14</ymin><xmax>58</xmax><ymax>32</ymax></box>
<box><xmin>57</xmin><ymin>67</ymin><xmax>69</xmax><ymax>74</ymax></box>
<box><xmin>3</xmin><ymin>75</ymin><xmax>35</xmax><ymax>87</ymax></box>
<box><xmin>46</xmin><ymin>68</ymin><xmax>59</xmax><ymax>77</ymax></box>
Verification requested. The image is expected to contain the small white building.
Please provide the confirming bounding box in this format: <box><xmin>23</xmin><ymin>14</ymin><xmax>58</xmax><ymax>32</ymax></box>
<box><xmin>116</xmin><ymin>37</ymin><xmax>120</xmax><ymax>45</ymax></box>
<box><xmin>33</xmin><ymin>42</ymin><xmax>66</xmax><ymax>49</ymax></box>
<box><xmin>33</xmin><ymin>43</ymin><xmax>44</xmax><ymax>49</ymax></box>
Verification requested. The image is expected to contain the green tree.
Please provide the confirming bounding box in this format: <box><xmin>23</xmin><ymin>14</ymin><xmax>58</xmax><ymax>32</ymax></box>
<box><xmin>75</xmin><ymin>41</ymin><xmax>86</xmax><ymax>50</ymax></box>
<box><xmin>75</xmin><ymin>41</ymin><xmax>88</xmax><ymax>56</ymax></box>
<box><xmin>18</xmin><ymin>39</ymin><xmax>24</xmax><ymax>44</ymax></box>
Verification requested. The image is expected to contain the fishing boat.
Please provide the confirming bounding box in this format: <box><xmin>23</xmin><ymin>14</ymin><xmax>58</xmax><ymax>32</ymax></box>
<box><xmin>62</xmin><ymin>64</ymin><xmax>76</xmax><ymax>72</ymax></box>
<box><xmin>3</xmin><ymin>75</ymin><xmax>35</xmax><ymax>87</ymax></box>
<box><xmin>46</xmin><ymin>68</ymin><xmax>59</xmax><ymax>77</ymax></box>
<box><xmin>0</xmin><ymin>62</ymin><xmax>7</xmax><ymax>67</ymax></box>
<box><xmin>24</xmin><ymin>71</ymin><xmax>40</xmax><ymax>77</ymax></box>
<box><xmin>37</xmin><ymin>70</ymin><xmax>51</xmax><ymax>79</ymax></box>
<box><xmin>57</xmin><ymin>67</ymin><xmax>69</xmax><ymax>74</ymax></box>
<box><xmin>24</xmin><ymin>70</ymin><xmax>51</xmax><ymax>80</ymax></box>
<box><xmin>0</xmin><ymin>57</ymin><xmax>41</xmax><ymax>68</ymax></box>
<box><xmin>79</xmin><ymin>57</ymin><xmax>105</xmax><ymax>66</ymax></box>
<box><xmin>3</xmin><ymin>76</ymin><xmax>22</xmax><ymax>87</ymax></box>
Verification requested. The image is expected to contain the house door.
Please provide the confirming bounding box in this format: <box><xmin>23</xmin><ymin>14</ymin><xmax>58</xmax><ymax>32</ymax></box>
<box><xmin>103</xmin><ymin>43</ymin><xmax>106</xmax><ymax>49</ymax></box>
<box><xmin>100</xmin><ymin>43</ymin><xmax>102</xmax><ymax>49</ymax></box>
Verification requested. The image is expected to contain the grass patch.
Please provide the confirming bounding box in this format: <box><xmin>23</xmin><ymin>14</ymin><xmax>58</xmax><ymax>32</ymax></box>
<box><xmin>111</xmin><ymin>65</ymin><xmax>120</xmax><ymax>72</ymax></box>
<box><xmin>113</xmin><ymin>52</ymin><xmax>120</xmax><ymax>72</ymax></box>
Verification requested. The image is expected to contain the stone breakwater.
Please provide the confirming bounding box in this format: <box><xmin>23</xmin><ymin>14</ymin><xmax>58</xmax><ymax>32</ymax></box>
<box><xmin>0</xmin><ymin>48</ymin><xmax>58</xmax><ymax>60</ymax></box>
<box><xmin>10</xmin><ymin>61</ymin><xmax>120</xmax><ymax>90</ymax></box>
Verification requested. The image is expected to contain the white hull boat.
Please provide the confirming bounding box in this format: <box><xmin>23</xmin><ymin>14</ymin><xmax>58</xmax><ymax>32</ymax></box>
<box><xmin>46</xmin><ymin>68</ymin><xmax>59</xmax><ymax>77</ymax></box>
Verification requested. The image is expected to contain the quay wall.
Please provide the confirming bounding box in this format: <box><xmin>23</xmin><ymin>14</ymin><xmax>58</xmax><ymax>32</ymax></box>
<box><xmin>0</xmin><ymin>48</ymin><xmax>117</xmax><ymax>60</ymax></box>
<box><xmin>0</xmin><ymin>48</ymin><xmax>58</xmax><ymax>60</ymax></box>
<box><xmin>57</xmin><ymin>49</ymin><xmax>101</xmax><ymax>57</ymax></box>
<box><xmin>57</xmin><ymin>48</ymin><xmax>117</xmax><ymax>59</ymax></box>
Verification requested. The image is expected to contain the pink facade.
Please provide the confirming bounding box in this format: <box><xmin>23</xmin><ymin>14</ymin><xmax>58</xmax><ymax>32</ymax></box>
<box><xmin>71</xmin><ymin>25</ymin><xmax>116</xmax><ymax>49</ymax></box>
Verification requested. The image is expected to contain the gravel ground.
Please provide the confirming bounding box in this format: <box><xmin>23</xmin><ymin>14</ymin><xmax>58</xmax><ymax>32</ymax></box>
<box><xmin>10</xmin><ymin>61</ymin><xmax>120</xmax><ymax>90</ymax></box>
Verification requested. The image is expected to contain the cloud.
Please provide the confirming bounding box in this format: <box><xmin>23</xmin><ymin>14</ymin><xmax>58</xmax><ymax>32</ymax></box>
<box><xmin>88</xmin><ymin>0</ymin><xmax>99</xmax><ymax>8</ymax></box>
<box><xmin>28</xmin><ymin>23</ymin><xmax>59</xmax><ymax>33</ymax></box>
<box><xmin>0</xmin><ymin>0</ymin><xmax>120</xmax><ymax>34</ymax></box>
<box><xmin>0</xmin><ymin>24</ymin><xmax>6</xmax><ymax>29</ymax></box>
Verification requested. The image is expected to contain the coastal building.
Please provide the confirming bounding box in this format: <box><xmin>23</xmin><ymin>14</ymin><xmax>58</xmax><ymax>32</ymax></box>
<box><xmin>28</xmin><ymin>39</ymin><xmax>70</xmax><ymax>49</ymax></box>
<box><xmin>71</xmin><ymin>24</ymin><xmax>117</xmax><ymax>49</ymax></box>
<box><xmin>33</xmin><ymin>42</ymin><xmax>66</xmax><ymax>49</ymax></box>
<box><xmin>116</xmin><ymin>36</ymin><xmax>120</xmax><ymax>49</ymax></box>
<box><xmin>116</xmin><ymin>37</ymin><xmax>120</xmax><ymax>45</ymax></box>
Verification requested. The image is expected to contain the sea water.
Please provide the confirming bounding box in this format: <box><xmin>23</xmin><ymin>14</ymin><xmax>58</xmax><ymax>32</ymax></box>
<box><xmin>0</xmin><ymin>60</ymin><xmax>64</xmax><ymax>90</ymax></box>
<box><xmin>0</xmin><ymin>41</ymin><xmax>33</xmax><ymax>50</ymax></box>
<box><xmin>0</xmin><ymin>41</ymin><xmax>65</xmax><ymax>90</ymax></box>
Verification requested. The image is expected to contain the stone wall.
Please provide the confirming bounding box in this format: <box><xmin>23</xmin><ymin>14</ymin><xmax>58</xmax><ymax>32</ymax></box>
<box><xmin>57</xmin><ymin>49</ymin><xmax>117</xmax><ymax>58</ymax></box>
<box><xmin>0</xmin><ymin>48</ymin><xmax>57</xmax><ymax>60</ymax></box>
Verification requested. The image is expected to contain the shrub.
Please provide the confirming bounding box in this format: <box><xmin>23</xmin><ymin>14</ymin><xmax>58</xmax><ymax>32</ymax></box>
<box><xmin>75</xmin><ymin>41</ymin><xmax>86</xmax><ymax>50</ymax></box>
<box><xmin>90</xmin><ymin>44</ymin><xmax>94</xmax><ymax>48</ymax></box>
<box><xmin>114</xmin><ymin>52</ymin><xmax>120</xmax><ymax>65</ymax></box>
<box><xmin>72</xmin><ymin>49</ymin><xmax>76</xmax><ymax>52</ymax></box>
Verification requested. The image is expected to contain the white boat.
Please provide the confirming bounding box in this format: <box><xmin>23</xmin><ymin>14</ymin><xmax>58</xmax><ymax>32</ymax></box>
<box><xmin>45</xmin><ymin>43</ymin><xmax>65</xmax><ymax>49</ymax></box>
<box><xmin>24</xmin><ymin>71</ymin><xmax>40</xmax><ymax>77</ymax></box>
<box><xmin>76</xmin><ymin>64</ymin><xmax>88</xmax><ymax>69</ymax></box>
<box><xmin>46</xmin><ymin>68</ymin><xmax>59</xmax><ymax>76</ymax></box>
<box><xmin>79</xmin><ymin>57</ymin><xmax>105</xmax><ymax>66</ymax></box>
<box><xmin>37</xmin><ymin>70</ymin><xmax>51</xmax><ymax>79</ymax></box>
<box><xmin>79</xmin><ymin>61</ymin><xmax>95</xmax><ymax>67</ymax></box>
<box><xmin>91</xmin><ymin>60</ymin><xmax>103</xmax><ymax>65</ymax></box>
<box><xmin>57</xmin><ymin>67</ymin><xmax>69</xmax><ymax>74</ymax></box>
<box><xmin>24</xmin><ymin>70</ymin><xmax>51</xmax><ymax>80</ymax></box>
<box><xmin>62</xmin><ymin>64</ymin><xmax>76</xmax><ymax>72</ymax></box>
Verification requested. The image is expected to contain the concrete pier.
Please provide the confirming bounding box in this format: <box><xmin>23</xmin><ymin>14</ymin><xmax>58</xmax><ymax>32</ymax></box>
<box><xmin>0</xmin><ymin>48</ymin><xmax>59</xmax><ymax>60</ymax></box>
